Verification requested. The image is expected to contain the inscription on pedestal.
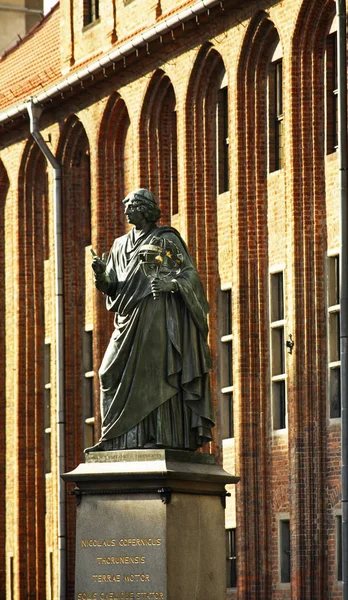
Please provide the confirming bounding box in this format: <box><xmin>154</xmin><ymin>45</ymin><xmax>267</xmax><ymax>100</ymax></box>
<box><xmin>75</xmin><ymin>494</ymin><xmax>166</xmax><ymax>600</ymax></box>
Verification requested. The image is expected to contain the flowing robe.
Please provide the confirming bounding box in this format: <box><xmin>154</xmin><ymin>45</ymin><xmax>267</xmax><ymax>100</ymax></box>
<box><xmin>95</xmin><ymin>225</ymin><xmax>214</xmax><ymax>450</ymax></box>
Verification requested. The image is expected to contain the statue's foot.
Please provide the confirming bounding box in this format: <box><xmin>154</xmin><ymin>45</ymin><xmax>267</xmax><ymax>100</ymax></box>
<box><xmin>143</xmin><ymin>442</ymin><xmax>165</xmax><ymax>449</ymax></box>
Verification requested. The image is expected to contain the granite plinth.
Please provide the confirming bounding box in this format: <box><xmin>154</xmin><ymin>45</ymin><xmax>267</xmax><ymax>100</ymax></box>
<box><xmin>63</xmin><ymin>450</ymin><xmax>239</xmax><ymax>600</ymax></box>
<box><xmin>63</xmin><ymin>449</ymin><xmax>238</xmax><ymax>492</ymax></box>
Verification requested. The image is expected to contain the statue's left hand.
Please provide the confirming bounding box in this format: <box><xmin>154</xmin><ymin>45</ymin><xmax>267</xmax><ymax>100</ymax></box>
<box><xmin>151</xmin><ymin>278</ymin><xmax>177</xmax><ymax>295</ymax></box>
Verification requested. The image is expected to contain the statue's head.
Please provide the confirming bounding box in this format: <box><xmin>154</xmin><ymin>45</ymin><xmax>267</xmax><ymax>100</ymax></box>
<box><xmin>123</xmin><ymin>189</ymin><xmax>161</xmax><ymax>223</ymax></box>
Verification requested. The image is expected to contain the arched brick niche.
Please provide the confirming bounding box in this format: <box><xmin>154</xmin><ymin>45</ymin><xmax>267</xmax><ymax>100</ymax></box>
<box><xmin>17</xmin><ymin>141</ymin><xmax>48</xmax><ymax>599</ymax></box>
<box><xmin>139</xmin><ymin>69</ymin><xmax>178</xmax><ymax>225</ymax></box>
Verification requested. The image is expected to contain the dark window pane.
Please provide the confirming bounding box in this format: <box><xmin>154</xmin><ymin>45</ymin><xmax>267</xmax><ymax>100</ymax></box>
<box><xmin>49</xmin><ymin>551</ymin><xmax>54</xmax><ymax>599</ymax></box>
<box><xmin>335</xmin><ymin>256</ymin><xmax>340</xmax><ymax>304</ymax></box>
<box><xmin>221</xmin><ymin>289</ymin><xmax>232</xmax><ymax>333</ymax></box>
<box><xmin>280</xmin><ymin>519</ymin><xmax>290</xmax><ymax>583</ymax></box>
<box><xmin>44</xmin><ymin>388</ymin><xmax>51</xmax><ymax>431</ymax></box>
<box><xmin>221</xmin><ymin>392</ymin><xmax>234</xmax><ymax>440</ymax></box>
<box><xmin>83</xmin><ymin>330</ymin><xmax>93</xmax><ymax>373</ymax></box>
<box><xmin>272</xmin><ymin>328</ymin><xmax>285</xmax><ymax>376</ymax></box>
<box><xmin>221</xmin><ymin>340</ymin><xmax>233</xmax><ymax>389</ymax></box>
<box><xmin>275</xmin><ymin>61</ymin><xmax>284</xmax><ymax>170</ymax></box>
<box><xmin>271</xmin><ymin>272</ymin><xmax>284</xmax><ymax>322</ymax></box>
<box><xmin>269</xmin><ymin>59</ymin><xmax>283</xmax><ymax>172</ymax></box>
<box><xmin>44</xmin><ymin>430</ymin><xmax>51</xmax><ymax>474</ymax></box>
<box><xmin>276</xmin><ymin>61</ymin><xmax>283</xmax><ymax>116</ymax></box>
<box><xmin>329</xmin><ymin>312</ymin><xmax>340</xmax><ymax>362</ymax></box>
<box><xmin>328</xmin><ymin>255</ymin><xmax>340</xmax><ymax>306</ymax></box>
<box><xmin>83</xmin><ymin>376</ymin><xmax>94</xmax><ymax>420</ymax></box>
<box><xmin>329</xmin><ymin>255</ymin><xmax>340</xmax><ymax>306</ymax></box>
<box><xmin>44</xmin><ymin>343</ymin><xmax>51</xmax><ymax>386</ymax></box>
<box><xmin>276</xmin><ymin>118</ymin><xmax>284</xmax><ymax>170</ymax></box>
<box><xmin>326</xmin><ymin>32</ymin><xmax>338</xmax><ymax>153</ymax></box>
<box><xmin>337</xmin><ymin>515</ymin><xmax>342</xmax><ymax>582</ymax></box>
<box><xmin>273</xmin><ymin>380</ymin><xmax>286</xmax><ymax>430</ymax></box>
<box><xmin>226</xmin><ymin>529</ymin><xmax>237</xmax><ymax>588</ymax></box>
<box><xmin>82</xmin><ymin>151</ymin><xmax>91</xmax><ymax>246</ymax></box>
<box><xmin>334</xmin><ymin>90</ymin><xmax>338</xmax><ymax>150</ymax></box>
<box><xmin>10</xmin><ymin>556</ymin><xmax>14</xmax><ymax>600</ymax></box>
<box><xmin>330</xmin><ymin>367</ymin><xmax>341</xmax><ymax>418</ymax></box>
<box><xmin>84</xmin><ymin>0</ymin><xmax>99</xmax><ymax>25</ymax></box>
<box><xmin>42</xmin><ymin>169</ymin><xmax>49</xmax><ymax>260</ymax></box>
<box><xmin>217</xmin><ymin>86</ymin><xmax>229</xmax><ymax>194</ymax></box>
<box><xmin>171</xmin><ymin>111</ymin><xmax>178</xmax><ymax>215</ymax></box>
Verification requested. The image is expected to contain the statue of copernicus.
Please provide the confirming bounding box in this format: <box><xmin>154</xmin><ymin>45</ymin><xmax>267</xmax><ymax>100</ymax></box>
<box><xmin>86</xmin><ymin>188</ymin><xmax>214</xmax><ymax>452</ymax></box>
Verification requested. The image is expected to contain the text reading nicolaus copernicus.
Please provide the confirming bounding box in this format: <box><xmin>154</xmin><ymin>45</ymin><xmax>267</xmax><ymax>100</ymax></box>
<box><xmin>76</xmin><ymin>538</ymin><xmax>165</xmax><ymax>600</ymax></box>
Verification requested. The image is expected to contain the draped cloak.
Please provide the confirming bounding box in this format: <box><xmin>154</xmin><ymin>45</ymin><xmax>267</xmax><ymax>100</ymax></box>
<box><xmin>95</xmin><ymin>225</ymin><xmax>215</xmax><ymax>450</ymax></box>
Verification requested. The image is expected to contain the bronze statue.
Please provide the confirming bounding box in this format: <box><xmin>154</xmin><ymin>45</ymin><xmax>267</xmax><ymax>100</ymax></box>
<box><xmin>86</xmin><ymin>189</ymin><xmax>214</xmax><ymax>452</ymax></box>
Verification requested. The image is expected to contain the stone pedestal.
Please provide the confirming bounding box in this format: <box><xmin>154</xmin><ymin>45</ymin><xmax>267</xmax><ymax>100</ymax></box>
<box><xmin>63</xmin><ymin>450</ymin><xmax>239</xmax><ymax>600</ymax></box>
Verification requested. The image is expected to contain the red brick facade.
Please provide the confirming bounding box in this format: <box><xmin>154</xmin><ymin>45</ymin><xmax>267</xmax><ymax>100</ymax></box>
<box><xmin>0</xmin><ymin>0</ymin><xmax>344</xmax><ymax>598</ymax></box>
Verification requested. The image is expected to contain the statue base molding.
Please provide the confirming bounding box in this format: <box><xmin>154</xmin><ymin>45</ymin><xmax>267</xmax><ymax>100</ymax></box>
<box><xmin>63</xmin><ymin>450</ymin><xmax>239</xmax><ymax>600</ymax></box>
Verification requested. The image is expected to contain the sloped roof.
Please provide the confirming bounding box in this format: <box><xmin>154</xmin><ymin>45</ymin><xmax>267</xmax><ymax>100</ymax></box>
<box><xmin>0</xmin><ymin>0</ymin><xmax>230</xmax><ymax>124</ymax></box>
<box><xmin>0</xmin><ymin>4</ymin><xmax>61</xmax><ymax>111</ymax></box>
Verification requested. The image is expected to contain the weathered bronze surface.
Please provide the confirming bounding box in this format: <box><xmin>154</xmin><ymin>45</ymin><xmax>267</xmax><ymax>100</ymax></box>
<box><xmin>86</xmin><ymin>189</ymin><xmax>214</xmax><ymax>452</ymax></box>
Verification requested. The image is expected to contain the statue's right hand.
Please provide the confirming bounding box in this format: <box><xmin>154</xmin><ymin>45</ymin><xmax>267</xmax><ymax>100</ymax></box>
<box><xmin>90</xmin><ymin>248</ymin><xmax>107</xmax><ymax>275</ymax></box>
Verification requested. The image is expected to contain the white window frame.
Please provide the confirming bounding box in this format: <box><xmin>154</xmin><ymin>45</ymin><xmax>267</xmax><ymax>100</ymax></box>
<box><xmin>327</xmin><ymin>252</ymin><xmax>341</xmax><ymax>421</ymax></box>
<box><xmin>219</xmin><ymin>285</ymin><xmax>234</xmax><ymax>440</ymax></box>
<box><xmin>270</xmin><ymin>267</ymin><xmax>287</xmax><ymax>431</ymax></box>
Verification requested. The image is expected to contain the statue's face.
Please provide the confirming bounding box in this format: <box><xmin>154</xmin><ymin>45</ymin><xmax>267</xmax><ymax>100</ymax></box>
<box><xmin>124</xmin><ymin>200</ymin><xmax>145</xmax><ymax>227</ymax></box>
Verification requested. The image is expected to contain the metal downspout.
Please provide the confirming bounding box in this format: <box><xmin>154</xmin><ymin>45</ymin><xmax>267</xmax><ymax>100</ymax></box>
<box><xmin>26</xmin><ymin>101</ymin><xmax>66</xmax><ymax>600</ymax></box>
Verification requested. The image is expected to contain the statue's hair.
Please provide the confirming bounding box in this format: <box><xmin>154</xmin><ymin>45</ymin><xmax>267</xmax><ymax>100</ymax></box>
<box><xmin>123</xmin><ymin>189</ymin><xmax>161</xmax><ymax>223</ymax></box>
